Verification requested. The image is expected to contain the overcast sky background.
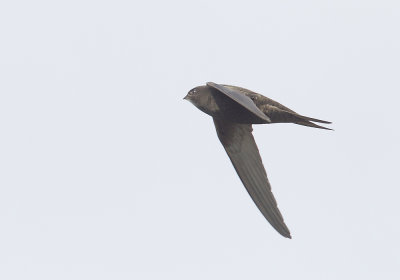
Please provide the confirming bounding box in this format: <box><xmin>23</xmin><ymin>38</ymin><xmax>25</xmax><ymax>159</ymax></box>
<box><xmin>1</xmin><ymin>1</ymin><xmax>399</xmax><ymax>279</ymax></box>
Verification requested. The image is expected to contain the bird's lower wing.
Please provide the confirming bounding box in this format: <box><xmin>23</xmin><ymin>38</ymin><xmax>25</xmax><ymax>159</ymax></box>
<box><xmin>213</xmin><ymin>118</ymin><xmax>291</xmax><ymax>238</ymax></box>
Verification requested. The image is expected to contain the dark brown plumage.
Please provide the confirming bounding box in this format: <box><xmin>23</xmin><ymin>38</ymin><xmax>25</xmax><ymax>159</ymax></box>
<box><xmin>184</xmin><ymin>82</ymin><xmax>332</xmax><ymax>238</ymax></box>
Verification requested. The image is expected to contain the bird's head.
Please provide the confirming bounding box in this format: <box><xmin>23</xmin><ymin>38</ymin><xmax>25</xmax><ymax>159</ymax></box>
<box><xmin>183</xmin><ymin>85</ymin><xmax>210</xmax><ymax>109</ymax></box>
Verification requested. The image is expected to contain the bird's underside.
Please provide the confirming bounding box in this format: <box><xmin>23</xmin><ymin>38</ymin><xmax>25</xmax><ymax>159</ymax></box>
<box><xmin>209</xmin><ymin>82</ymin><xmax>332</xmax><ymax>129</ymax></box>
<box><xmin>184</xmin><ymin>82</ymin><xmax>332</xmax><ymax>238</ymax></box>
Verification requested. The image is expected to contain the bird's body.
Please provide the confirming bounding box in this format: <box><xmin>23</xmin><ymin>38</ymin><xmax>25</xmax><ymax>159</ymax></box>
<box><xmin>184</xmin><ymin>82</ymin><xmax>331</xmax><ymax>238</ymax></box>
<box><xmin>188</xmin><ymin>85</ymin><xmax>269</xmax><ymax>124</ymax></box>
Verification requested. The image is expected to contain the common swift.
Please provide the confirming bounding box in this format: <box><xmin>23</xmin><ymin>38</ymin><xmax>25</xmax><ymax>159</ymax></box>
<box><xmin>184</xmin><ymin>82</ymin><xmax>331</xmax><ymax>238</ymax></box>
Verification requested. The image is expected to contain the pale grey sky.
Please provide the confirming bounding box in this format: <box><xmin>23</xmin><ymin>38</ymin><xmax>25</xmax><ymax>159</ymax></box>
<box><xmin>1</xmin><ymin>1</ymin><xmax>399</xmax><ymax>279</ymax></box>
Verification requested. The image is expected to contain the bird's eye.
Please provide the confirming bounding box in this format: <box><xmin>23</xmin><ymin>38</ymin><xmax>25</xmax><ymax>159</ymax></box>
<box><xmin>190</xmin><ymin>89</ymin><xmax>197</xmax><ymax>95</ymax></box>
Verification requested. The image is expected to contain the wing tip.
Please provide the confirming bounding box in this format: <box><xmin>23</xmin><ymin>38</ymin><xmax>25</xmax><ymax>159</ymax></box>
<box><xmin>277</xmin><ymin>226</ymin><xmax>292</xmax><ymax>239</ymax></box>
<box><xmin>283</xmin><ymin>232</ymin><xmax>292</xmax><ymax>239</ymax></box>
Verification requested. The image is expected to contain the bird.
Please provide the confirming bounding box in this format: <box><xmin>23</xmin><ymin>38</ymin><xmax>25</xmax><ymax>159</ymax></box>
<box><xmin>184</xmin><ymin>82</ymin><xmax>332</xmax><ymax>238</ymax></box>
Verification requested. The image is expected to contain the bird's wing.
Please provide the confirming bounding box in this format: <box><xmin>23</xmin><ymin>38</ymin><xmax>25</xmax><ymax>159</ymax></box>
<box><xmin>207</xmin><ymin>82</ymin><xmax>271</xmax><ymax>123</ymax></box>
<box><xmin>213</xmin><ymin>118</ymin><xmax>291</xmax><ymax>238</ymax></box>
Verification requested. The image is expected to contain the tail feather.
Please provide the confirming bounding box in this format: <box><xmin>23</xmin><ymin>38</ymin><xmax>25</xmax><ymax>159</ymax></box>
<box><xmin>262</xmin><ymin>104</ymin><xmax>332</xmax><ymax>129</ymax></box>
<box><xmin>295</xmin><ymin>120</ymin><xmax>333</xmax><ymax>130</ymax></box>
<box><xmin>296</xmin><ymin>114</ymin><xmax>332</xmax><ymax>124</ymax></box>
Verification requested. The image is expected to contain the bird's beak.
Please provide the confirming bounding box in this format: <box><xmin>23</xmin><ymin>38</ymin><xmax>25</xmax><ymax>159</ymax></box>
<box><xmin>183</xmin><ymin>94</ymin><xmax>189</xmax><ymax>100</ymax></box>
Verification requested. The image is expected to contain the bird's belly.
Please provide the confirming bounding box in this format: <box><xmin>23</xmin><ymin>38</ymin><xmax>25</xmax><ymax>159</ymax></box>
<box><xmin>209</xmin><ymin>92</ymin><xmax>268</xmax><ymax>124</ymax></box>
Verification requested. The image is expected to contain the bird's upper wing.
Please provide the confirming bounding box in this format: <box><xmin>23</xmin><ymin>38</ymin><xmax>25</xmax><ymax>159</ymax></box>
<box><xmin>207</xmin><ymin>82</ymin><xmax>271</xmax><ymax>123</ymax></box>
<box><xmin>213</xmin><ymin>118</ymin><xmax>291</xmax><ymax>238</ymax></box>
